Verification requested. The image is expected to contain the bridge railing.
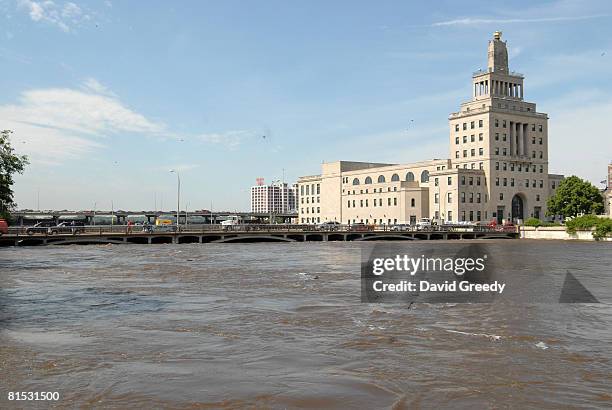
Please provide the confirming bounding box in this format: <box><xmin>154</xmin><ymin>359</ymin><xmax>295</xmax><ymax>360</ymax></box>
<box><xmin>3</xmin><ymin>223</ymin><xmax>518</xmax><ymax>237</ymax></box>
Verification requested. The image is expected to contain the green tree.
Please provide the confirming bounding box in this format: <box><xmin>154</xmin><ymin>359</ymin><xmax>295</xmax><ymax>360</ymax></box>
<box><xmin>0</xmin><ymin>130</ymin><xmax>29</xmax><ymax>219</ymax></box>
<box><xmin>546</xmin><ymin>175</ymin><xmax>604</xmax><ymax>218</ymax></box>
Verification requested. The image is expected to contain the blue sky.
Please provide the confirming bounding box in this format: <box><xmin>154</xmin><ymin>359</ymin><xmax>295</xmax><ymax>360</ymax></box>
<box><xmin>1</xmin><ymin>0</ymin><xmax>611</xmax><ymax>211</ymax></box>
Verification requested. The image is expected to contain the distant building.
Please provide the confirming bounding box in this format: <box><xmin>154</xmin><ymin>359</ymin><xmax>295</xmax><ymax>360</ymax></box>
<box><xmin>297</xmin><ymin>32</ymin><xmax>564</xmax><ymax>225</ymax></box>
<box><xmin>250</xmin><ymin>181</ymin><xmax>297</xmax><ymax>213</ymax></box>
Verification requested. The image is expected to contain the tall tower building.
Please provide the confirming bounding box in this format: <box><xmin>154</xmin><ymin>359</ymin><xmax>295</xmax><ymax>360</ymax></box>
<box><xmin>449</xmin><ymin>31</ymin><xmax>550</xmax><ymax>222</ymax></box>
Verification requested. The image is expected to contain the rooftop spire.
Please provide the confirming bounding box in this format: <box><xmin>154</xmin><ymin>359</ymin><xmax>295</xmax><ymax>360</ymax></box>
<box><xmin>488</xmin><ymin>31</ymin><xmax>508</xmax><ymax>73</ymax></box>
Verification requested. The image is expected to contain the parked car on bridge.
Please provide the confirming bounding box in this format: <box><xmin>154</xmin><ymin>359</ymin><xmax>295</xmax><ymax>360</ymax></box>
<box><xmin>349</xmin><ymin>223</ymin><xmax>373</xmax><ymax>232</ymax></box>
<box><xmin>26</xmin><ymin>221</ymin><xmax>56</xmax><ymax>235</ymax></box>
<box><xmin>317</xmin><ymin>221</ymin><xmax>341</xmax><ymax>231</ymax></box>
<box><xmin>416</xmin><ymin>218</ymin><xmax>432</xmax><ymax>230</ymax></box>
<box><xmin>48</xmin><ymin>222</ymin><xmax>85</xmax><ymax>235</ymax></box>
<box><xmin>0</xmin><ymin>218</ymin><xmax>8</xmax><ymax>236</ymax></box>
<box><xmin>390</xmin><ymin>224</ymin><xmax>411</xmax><ymax>231</ymax></box>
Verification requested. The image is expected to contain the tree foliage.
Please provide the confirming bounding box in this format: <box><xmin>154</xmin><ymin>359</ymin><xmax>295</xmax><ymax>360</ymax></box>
<box><xmin>546</xmin><ymin>175</ymin><xmax>604</xmax><ymax>218</ymax></box>
<box><xmin>0</xmin><ymin>130</ymin><xmax>29</xmax><ymax>219</ymax></box>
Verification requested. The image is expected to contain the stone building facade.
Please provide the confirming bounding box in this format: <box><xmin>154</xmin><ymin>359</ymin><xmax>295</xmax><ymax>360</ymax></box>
<box><xmin>298</xmin><ymin>32</ymin><xmax>563</xmax><ymax>225</ymax></box>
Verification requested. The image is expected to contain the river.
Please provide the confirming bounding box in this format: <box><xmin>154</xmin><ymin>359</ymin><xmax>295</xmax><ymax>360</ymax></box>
<box><xmin>1</xmin><ymin>240</ymin><xmax>611</xmax><ymax>409</ymax></box>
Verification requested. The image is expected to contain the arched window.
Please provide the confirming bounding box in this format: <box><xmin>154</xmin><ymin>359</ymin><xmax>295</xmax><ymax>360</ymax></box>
<box><xmin>406</xmin><ymin>172</ymin><xmax>415</xmax><ymax>182</ymax></box>
<box><xmin>420</xmin><ymin>170</ymin><xmax>430</xmax><ymax>183</ymax></box>
<box><xmin>377</xmin><ymin>175</ymin><xmax>386</xmax><ymax>183</ymax></box>
<box><xmin>352</xmin><ymin>178</ymin><xmax>360</xmax><ymax>185</ymax></box>
<box><xmin>364</xmin><ymin>176</ymin><xmax>372</xmax><ymax>184</ymax></box>
<box><xmin>391</xmin><ymin>173</ymin><xmax>400</xmax><ymax>182</ymax></box>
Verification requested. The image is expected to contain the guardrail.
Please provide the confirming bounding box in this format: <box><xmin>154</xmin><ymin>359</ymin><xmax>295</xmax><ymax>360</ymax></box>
<box><xmin>2</xmin><ymin>223</ymin><xmax>518</xmax><ymax>237</ymax></box>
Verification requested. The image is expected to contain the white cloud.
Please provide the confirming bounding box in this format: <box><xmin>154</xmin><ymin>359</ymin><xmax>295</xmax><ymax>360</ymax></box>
<box><xmin>196</xmin><ymin>130</ymin><xmax>253</xmax><ymax>150</ymax></box>
<box><xmin>431</xmin><ymin>14</ymin><xmax>609</xmax><ymax>27</ymax></box>
<box><xmin>543</xmin><ymin>90</ymin><xmax>612</xmax><ymax>184</ymax></box>
<box><xmin>17</xmin><ymin>0</ymin><xmax>91</xmax><ymax>32</ymax></box>
<box><xmin>0</xmin><ymin>79</ymin><xmax>165</xmax><ymax>164</ymax></box>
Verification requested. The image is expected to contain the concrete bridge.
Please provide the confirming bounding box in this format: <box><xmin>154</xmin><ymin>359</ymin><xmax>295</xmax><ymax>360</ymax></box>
<box><xmin>0</xmin><ymin>225</ymin><xmax>518</xmax><ymax>247</ymax></box>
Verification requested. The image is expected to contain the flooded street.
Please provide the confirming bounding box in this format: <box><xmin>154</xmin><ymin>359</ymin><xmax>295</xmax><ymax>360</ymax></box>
<box><xmin>1</xmin><ymin>240</ymin><xmax>611</xmax><ymax>409</ymax></box>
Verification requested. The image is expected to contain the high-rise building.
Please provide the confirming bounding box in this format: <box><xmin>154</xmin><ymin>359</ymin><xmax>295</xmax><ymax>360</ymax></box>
<box><xmin>297</xmin><ymin>32</ymin><xmax>564</xmax><ymax>225</ymax></box>
<box><xmin>250</xmin><ymin>181</ymin><xmax>297</xmax><ymax>213</ymax></box>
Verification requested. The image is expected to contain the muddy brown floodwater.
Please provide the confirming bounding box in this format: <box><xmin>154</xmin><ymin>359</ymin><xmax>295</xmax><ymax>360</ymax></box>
<box><xmin>1</xmin><ymin>240</ymin><xmax>611</xmax><ymax>409</ymax></box>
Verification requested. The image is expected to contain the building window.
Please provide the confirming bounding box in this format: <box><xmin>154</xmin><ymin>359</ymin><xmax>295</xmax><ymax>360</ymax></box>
<box><xmin>503</xmin><ymin>148</ymin><xmax>507</xmax><ymax>156</ymax></box>
<box><xmin>364</xmin><ymin>176</ymin><xmax>372</xmax><ymax>184</ymax></box>
<box><xmin>532</xmin><ymin>124</ymin><xmax>536</xmax><ymax>131</ymax></box>
<box><xmin>503</xmin><ymin>134</ymin><xmax>507</xmax><ymax>142</ymax></box>
<box><xmin>540</xmin><ymin>165</ymin><xmax>544</xmax><ymax>173</ymax></box>
<box><xmin>503</xmin><ymin>120</ymin><xmax>507</xmax><ymax>128</ymax></box>
<box><xmin>470</xmin><ymin>149</ymin><xmax>475</xmax><ymax>157</ymax></box>
<box><xmin>495</xmin><ymin>119</ymin><xmax>499</xmax><ymax>127</ymax></box>
<box><xmin>434</xmin><ymin>177</ymin><xmax>439</xmax><ymax>187</ymax></box>
<box><xmin>469</xmin><ymin>193</ymin><xmax>474</xmax><ymax>203</ymax></box>
<box><xmin>479</xmin><ymin>162</ymin><xmax>484</xmax><ymax>170</ymax></box>
<box><xmin>316</xmin><ymin>184</ymin><xmax>320</xmax><ymax>194</ymax></box>
<box><xmin>391</xmin><ymin>173</ymin><xmax>399</xmax><ymax>181</ymax></box>
<box><xmin>496</xmin><ymin>177</ymin><xmax>500</xmax><ymax>186</ymax></box>
<box><xmin>503</xmin><ymin>162</ymin><xmax>507</xmax><ymax>171</ymax></box>
<box><xmin>463</xmin><ymin>150</ymin><xmax>468</xmax><ymax>157</ymax></box>
<box><xmin>525</xmin><ymin>179</ymin><xmax>529</xmax><ymax>187</ymax></box>
<box><xmin>461</xmin><ymin>192</ymin><xmax>466</xmax><ymax>203</ymax></box>
<box><xmin>539</xmin><ymin>137</ymin><xmax>543</xmax><ymax>145</ymax></box>
<box><xmin>471</xmin><ymin>135</ymin><xmax>475</xmax><ymax>142</ymax></box>
<box><xmin>455</xmin><ymin>136</ymin><xmax>459</xmax><ymax>144</ymax></box>
<box><xmin>499</xmin><ymin>193</ymin><xmax>504</xmax><ymax>200</ymax></box>
<box><xmin>347</xmin><ymin>201</ymin><xmax>350</xmax><ymax>208</ymax></box>
<box><xmin>434</xmin><ymin>193</ymin><xmax>439</xmax><ymax>204</ymax></box>
<box><xmin>470</xmin><ymin>121</ymin><xmax>475</xmax><ymax>129</ymax></box>
<box><xmin>393</xmin><ymin>198</ymin><xmax>397</xmax><ymax>206</ymax></box>
<box><xmin>495</xmin><ymin>162</ymin><xmax>500</xmax><ymax>170</ymax></box>
<box><xmin>479</xmin><ymin>119</ymin><xmax>483</xmax><ymax>127</ymax></box>
<box><xmin>463</xmin><ymin>122</ymin><xmax>467</xmax><ymax>130</ymax></box>
<box><xmin>479</xmin><ymin>133</ymin><xmax>483</xmax><ymax>141</ymax></box>
<box><xmin>388</xmin><ymin>198</ymin><xmax>391</xmax><ymax>206</ymax></box>
<box><xmin>511</xmin><ymin>178</ymin><xmax>515</xmax><ymax>187</ymax></box>
<box><xmin>495</xmin><ymin>148</ymin><xmax>499</xmax><ymax>155</ymax></box>
<box><xmin>447</xmin><ymin>192</ymin><xmax>453</xmax><ymax>203</ymax></box>
<box><xmin>477</xmin><ymin>193</ymin><xmax>481</xmax><ymax>203</ymax></box>
<box><xmin>469</xmin><ymin>211</ymin><xmax>474</xmax><ymax>222</ymax></box>
<box><xmin>495</xmin><ymin>133</ymin><xmax>499</xmax><ymax>141</ymax></box>
<box><xmin>536</xmin><ymin>194</ymin><xmax>541</xmax><ymax>201</ymax></box>
<box><xmin>411</xmin><ymin>198</ymin><xmax>415</xmax><ymax>207</ymax></box>
<box><xmin>455</xmin><ymin>124</ymin><xmax>459</xmax><ymax>132</ymax></box>
<box><xmin>420</xmin><ymin>170</ymin><xmax>430</xmax><ymax>183</ymax></box>
<box><xmin>455</xmin><ymin>151</ymin><xmax>460</xmax><ymax>158</ymax></box>
<box><xmin>463</xmin><ymin>135</ymin><xmax>467</xmax><ymax>143</ymax></box>
<box><xmin>539</xmin><ymin>125</ymin><xmax>543</xmax><ymax>132</ymax></box>
<box><xmin>352</xmin><ymin>178</ymin><xmax>359</xmax><ymax>185</ymax></box>
<box><xmin>539</xmin><ymin>151</ymin><xmax>543</xmax><ymax>159</ymax></box>
<box><xmin>378</xmin><ymin>175</ymin><xmax>386</xmax><ymax>183</ymax></box>
<box><xmin>503</xmin><ymin>178</ymin><xmax>507</xmax><ymax>186</ymax></box>
<box><xmin>406</xmin><ymin>172</ymin><xmax>415</xmax><ymax>182</ymax></box>
<box><xmin>479</xmin><ymin>147</ymin><xmax>484</xmax><ymax>155</ymax></box>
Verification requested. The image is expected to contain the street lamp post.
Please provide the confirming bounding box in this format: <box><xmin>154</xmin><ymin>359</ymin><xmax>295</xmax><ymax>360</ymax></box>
<box><xmin>170</xmin><ymin>169</ymin><xmax>181</xmax><ymax>227</ymax></box>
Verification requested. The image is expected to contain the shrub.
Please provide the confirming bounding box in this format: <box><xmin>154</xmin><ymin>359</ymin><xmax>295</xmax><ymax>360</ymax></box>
<box><xmin>565</xmin><ymin>215</ymin><xmax>612</xmax><ymax>239</ymax></box>
<box><xmin>525</xmin><ymin>218</ymin><xmax>543</xmax><ymax>227</ymax></box>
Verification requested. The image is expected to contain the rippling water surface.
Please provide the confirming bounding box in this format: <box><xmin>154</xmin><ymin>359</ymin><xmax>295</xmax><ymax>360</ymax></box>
<box><xmin>1</xmin><ymin>240</ymin><xmax>611</xmax><ymax>409</ymax></box>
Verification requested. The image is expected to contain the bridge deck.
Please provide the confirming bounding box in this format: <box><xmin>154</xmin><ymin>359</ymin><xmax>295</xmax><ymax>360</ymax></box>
<box><xmin>0</xmin><ymin>226</ymin><xmax>518</xmax><ymax>246</ymax></box>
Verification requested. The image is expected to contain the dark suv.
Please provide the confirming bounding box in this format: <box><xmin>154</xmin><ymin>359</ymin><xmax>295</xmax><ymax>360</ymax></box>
<box><xmin>48</xmin><ymin>222</ymin><xmax>85</xmax><ymax>235</ymax></box>
<box><xmin>26</xmin><ymin>221</ymin><xmax>56</xmax><ymax>235</ymax></box>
